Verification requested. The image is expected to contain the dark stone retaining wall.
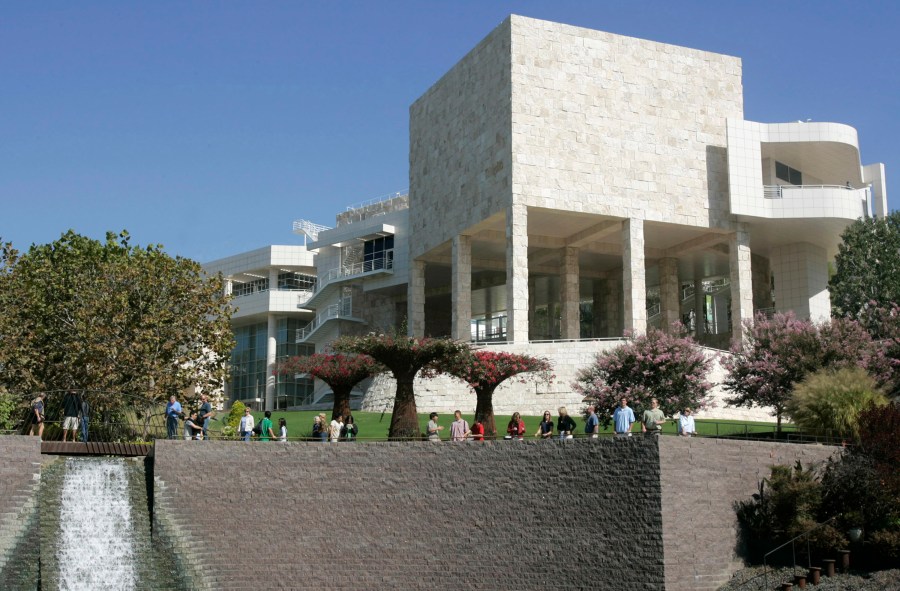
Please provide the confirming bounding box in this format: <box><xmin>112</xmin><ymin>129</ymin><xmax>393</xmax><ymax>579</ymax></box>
<box><xmin>152</xmin><ymin>438</ymin><xmax>665</xmax><ymax>590</ymax></box>
<box><xmin>658</xmin><ymin>438</ymin><xmax>839</xmax><ymax>591</ymax></box>
<box><xmin>0</xmin><ymin>436</ymin><xmax>42</xmax><ymax>590</ymax></box>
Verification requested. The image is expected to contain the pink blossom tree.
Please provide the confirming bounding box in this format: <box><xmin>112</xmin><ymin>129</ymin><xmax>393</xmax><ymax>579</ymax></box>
<box><xmin>723</xmin><ymin>312</ymin><xmax>886</xmax><ymax>432</ymax></box>
<box><xmin>277</xmin><ymin>354</ymin><xmax>382</xmax><ymax>420</ymax></box>
<box><xmin>438</xmin><ymin>350</ymin><xmax>552</xmax><ymax>439</ymax></box>
<box><xmin>573</xmin><ymin>326</ymin><xmax>713</xmax><ymax>426</ymax></box>
<box><xmin>332</xmin><ymin>332</ymin><xmax>469</xmax><ymax>439</ymax></box>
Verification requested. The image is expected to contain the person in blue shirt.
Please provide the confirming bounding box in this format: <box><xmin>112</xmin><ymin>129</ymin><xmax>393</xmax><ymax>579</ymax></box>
<box><xmin>585</xmin><ymin>405</ymin><xmax>600</xmax><ymax>438</ymax></box>
<box><xmin>165</xmin><ymin>395</ymin><xmax>183</xmax><ymax>440</ymax></box>
<box><xmin>612</xmin><ymin>397</ymin><xmax>636</xmax><ymax>436</ymax></box>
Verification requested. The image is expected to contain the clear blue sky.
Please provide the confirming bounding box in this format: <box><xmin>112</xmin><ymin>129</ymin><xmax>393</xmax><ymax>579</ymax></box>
<box><xmin>3</xmin><ymin>1</ymin><xmax>898</xmax><ymax>262</ymax></box>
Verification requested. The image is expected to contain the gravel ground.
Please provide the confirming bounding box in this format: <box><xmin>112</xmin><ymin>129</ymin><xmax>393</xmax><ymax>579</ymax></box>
<box><xmin>718</xmin><ymin>565</ymin><xmax>900</xmax><ymax>590</ymax></box>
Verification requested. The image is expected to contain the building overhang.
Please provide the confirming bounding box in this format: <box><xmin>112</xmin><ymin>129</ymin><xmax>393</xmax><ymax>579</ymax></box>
<box><xmin>307</xmin><ymin>224</ymin><xmax>395</xmax><ymax>249</ymax></box>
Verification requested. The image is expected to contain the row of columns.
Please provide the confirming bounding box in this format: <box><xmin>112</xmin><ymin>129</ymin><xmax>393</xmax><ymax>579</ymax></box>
<box><xmin>409</xmin><ymin>205</ymin><xmax>756</xmax><ymax>343</ymax></box>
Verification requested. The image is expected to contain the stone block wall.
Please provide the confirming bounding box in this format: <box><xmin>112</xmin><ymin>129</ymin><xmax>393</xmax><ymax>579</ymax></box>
<box><xmin>152</xmin><ymin>438</ymin><xmax>665</xmax><ymax>590</ymax></box>
<box><xmin>658</xmin><ymin>438</ymin><xmax>839</xmax><ymax>591</ymax></box>
<box><xmin>0</xmin><ymin>436</ymin><xmax>42</xmax><ymax>590</ymax></box>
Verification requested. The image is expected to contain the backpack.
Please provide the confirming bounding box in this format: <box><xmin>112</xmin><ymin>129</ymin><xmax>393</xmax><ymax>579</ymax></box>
<box><xmin>252</xmin><ymin>422</ymin><xmax>262</xmax><ymax>435</ymax></box>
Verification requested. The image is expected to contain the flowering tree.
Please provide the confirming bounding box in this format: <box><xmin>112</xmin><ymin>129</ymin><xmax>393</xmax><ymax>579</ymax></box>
<box><xmin>332</xmin><ymin>333</ymin><xmax>469</xmax><ymax>439</ymax></box>
<box><xmin>723</xmin><ymin>313</ymin><xmax>885</xmax><ymax>432</ymax></box>
<box><xmin>573</xmin><ymin>326</ymin><xmax>712</xmax><ymax>426</ymax></box>
<box><xmin>278</xmin><ymin>354</ymin><xmax>382</xmax><ymax>421</ymax></box>
<box><xmin>438</xmin><ymin>350</ymin><xmax>552</xmax><ymax>439</ymax></box>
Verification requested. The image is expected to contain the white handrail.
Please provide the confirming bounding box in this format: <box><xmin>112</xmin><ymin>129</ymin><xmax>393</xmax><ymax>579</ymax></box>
<box><xmin>306</xmin><ymin>252</ymin><xmax>394</xmax><ymax>304</ymax></box>
<box><xmin>292</xmin><ymin>219</ymin><xmax>331</xmax><ymax>241</ymax></box>
<box><xmin>296</xmin><ymin>299</ymin><xmax>354</xmax><ymax>342</ymax></box>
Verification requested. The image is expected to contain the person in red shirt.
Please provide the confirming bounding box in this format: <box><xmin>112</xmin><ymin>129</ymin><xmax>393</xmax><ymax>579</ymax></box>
<box><xmin>471</xmin><ymin>419</ymin><xmax>485</xmax><ymax>441</ymax></box>
<box><xmin>506</xmin><ymin>412</ymin><xmax>526</xmax><ymax>440</ymax></box>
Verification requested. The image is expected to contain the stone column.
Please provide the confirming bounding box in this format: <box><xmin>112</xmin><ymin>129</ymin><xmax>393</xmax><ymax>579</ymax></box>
<box><xmin>268</xmin><ymin>268</ymin><xmax>279</xmax><ymax>293</ymax></box>
<box><xmin>265</xmin><ymin>314</ymin><xmax>277</xmax><ymax>411</ymax></box>
<box><xmin>770</xmin><ymin>242</ymin><xmax>830</xmax><ymax>323</ymax></box>
<box><xmin>623</xmin><ymin>219</ymin><xmax>647</xmax><ymax>335</ymax></box>
<box><xmin>408</xmin><ymin>260</ymin><xmax>426</xmax><ymax>337</ymax></box>
<box><xmin>451</xmin><ymin>235</ymin><xmax>472</xmax><ymax>341</ymax></box>
<box><xmin>729</xmin><ymin>224</ymin><xmax>755</xmax><ymax>340</ymax></box>
<box><xmin>592</xmin><ymin>280</ymin><xmax>603</xmax><ymax>337</ymax></box>
<box><xmin>560</xmin><ymin>247</ymin><xmax>580</xmax><ymax>339</ymax></box>
<box><xmin>506</xmin><ymin>203</ymin><xmax>529</xmax><ymax>343</ymax></box>
<box><xmin>659</xmin><ymin>258</ymin><xmax>680</xmax><ymax>333</ymax></box>
<box><xmin>605</xmin><ymin>274</ymin><xmax>623</xmax><ymax>338</ymax></box>
<box><xmin>694</xmin><ymin>278</ymin><xmax>705</xmax><ymax>337</ymax></box>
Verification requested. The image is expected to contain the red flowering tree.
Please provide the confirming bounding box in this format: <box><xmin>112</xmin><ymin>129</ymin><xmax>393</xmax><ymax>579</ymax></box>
<box><xmin>723</xmin><ymin>313</ymin><xmax>886</xmax><ymax>432</ymax></box>
<box><xmin>573</xmin><ymin>326</ymin><xmax>713</xmax><ymax>427</ymax></box>
<box><xmin>332</xmin><ymin>332</ymin><xmax>469</xmax><ymax>439</ymax></box>
<box><xmin>438</xmin><ymin>350</ymin><xmax>552</xmax><ymax>439</ymax></box>
<box><xmin>277</xmin><ymin>353</ymin><xmax>382</xmax><ymax>420</ymax></box>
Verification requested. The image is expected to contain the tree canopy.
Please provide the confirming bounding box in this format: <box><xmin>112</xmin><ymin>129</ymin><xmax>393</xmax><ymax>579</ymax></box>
<box><xmin>278</xmin><ymin>353</ymin><xmax>382</xmax><ymax>420</ymax></box>
<box><xmin>332</xmin><ymin>331</ymin><xmax>469</xmax><ymax>439</ymax></box>
<box><xmin>438</xmin><ymin>350</ymin><xmax>552</xmax><ymax>438</ymax></box>
<box><xmin>0</xmin><ymin>231</ymin><xmax>234</xmax><ymax>407</ymax></box>
<box><xmin>830</xmin><ymin>211</ymin><xmax>900</xmax><ymax>319</ymax></box>
<box><xmin>573</xmin><ymin>326</ymin><xmax>712</xmax><ymax>426</ymax></box>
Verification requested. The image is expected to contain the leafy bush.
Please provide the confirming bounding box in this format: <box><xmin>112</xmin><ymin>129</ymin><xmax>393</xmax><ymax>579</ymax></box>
<box><xmin>573</xmin><ymin>325</ymin><xmax>712</xmax><ymax>425</ymax></box>
<box><xmin>0</xmin><ymin>389</ymin><xmax>19</xmax><ymax>431</ymax></box>
<box><xmin>785</xmin><ymin>367</ymin><xmax>888</xmax><ymax>440</ymax></box>
<box><xmin>224</xmin><ymin>400</ymin><xmax>245</xmax><ymax>430</ymax></box>
<box><xmin>871</xmin><ymin>529</ymin><xmax>900</xmax><ymax>565</ymax></box>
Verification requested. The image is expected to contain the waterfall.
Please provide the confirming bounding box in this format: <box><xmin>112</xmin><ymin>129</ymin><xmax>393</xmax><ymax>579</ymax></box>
<box><xmin>56</xmin><ymin>458</ymin><xmax>137</xmax><ymax>591</ymax></box>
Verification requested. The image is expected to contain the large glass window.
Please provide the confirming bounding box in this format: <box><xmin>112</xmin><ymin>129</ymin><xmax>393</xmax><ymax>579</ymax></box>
<box><xmin>278</xmin><ymin>272</ymin><xmax>316</xmax><ymax>291</ymax></box>
<box><xmin>232</xmin><ymin>278</ymin><xmax>269</xmax><ymax>297</ymax></box>
<box><xmin>363</xmin><ymin>235</ymin><xmax>394</xmax><ymax>272</ymax></box>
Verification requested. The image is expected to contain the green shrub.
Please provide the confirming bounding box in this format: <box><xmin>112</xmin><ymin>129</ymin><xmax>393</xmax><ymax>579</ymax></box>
<box><xmin>224</xmin><ymin>401</ymin><xmax>245</xmax><ymax>428</ymax></box>
<box><xmin>785</xmin><ymin>367</ymin><xmax>888</xmax><ymax>440</ymax></box>
<box><xmin>0</xmin><ymin>389</ymin><xmax>19</xmax><ymax>431</ymax></box>
<box><xmin>871</xmin><ymin>529</ymin><xmax>900</xmax><ymax>565</ymax></box>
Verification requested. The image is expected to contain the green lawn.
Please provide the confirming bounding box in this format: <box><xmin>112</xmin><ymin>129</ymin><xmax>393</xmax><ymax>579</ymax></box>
<box><xmin>209</xmin><ymin>410</ymin><xmax>791</xmax><ymax>441</ymax></box>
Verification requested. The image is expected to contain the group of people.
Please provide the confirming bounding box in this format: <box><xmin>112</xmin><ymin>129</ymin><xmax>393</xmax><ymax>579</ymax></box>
<box><xmin>311</xmin><ymin>413</ymin><xmax>359</xmax><ymax>442</ymax></box>
<box><xmin>234</xmin><ymin>410</ymin><xmax>358</xmax><ymax>442</ymax></box>
<box><xmin>165</xmin><ymin>394</ymin><xmax>217</xmax><ymax>440</ymax></box>
<box><xmin>425</xmin><ymin>398</ymin><xmax>697</xmax><ymax>441</ymax></box>
<box><xmin>236</xmin><ymin>408</ymin><xmax>288</xmax><ymax>442</ymax></box>
<box><xmin>28</xmin><ymin>390</ymin><xmax>91</xmax><ymax>442</ymax></box>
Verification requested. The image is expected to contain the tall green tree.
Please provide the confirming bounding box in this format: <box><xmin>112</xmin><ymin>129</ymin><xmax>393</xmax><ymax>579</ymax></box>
<box><xmin>830</xmin><ymin>211</ymin><xmax>900</xmax><ymax>319</ymax></box>
<box><xmin>332</xmin><ymin>331</ymin><xmax>468</xmax><ymax>439</ymax></box>
<box><xmin>0</xmin><ymin>231</ymin><xmax>234</xmax><ymax>408</ymax></box>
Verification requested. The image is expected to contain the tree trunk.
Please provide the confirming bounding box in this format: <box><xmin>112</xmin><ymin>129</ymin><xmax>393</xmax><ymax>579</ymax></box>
<box><xmin>776</xmin><ymin>410</ymin><xmax>782</xmax><ymax>435</ymax></box>
<box><xmin>332</xmin><ymin>387</ymin><xmax>352</xmax><ymax>421</ymax></box>
<box><xmin>474</xmin><ymin>387</ymin><xmax>498</xmax><ymax>440</ymax></box>
<box><xmin>389</xmin><ymin>373</ymin><xmax>420</xmax><ymax>440</ymax></box>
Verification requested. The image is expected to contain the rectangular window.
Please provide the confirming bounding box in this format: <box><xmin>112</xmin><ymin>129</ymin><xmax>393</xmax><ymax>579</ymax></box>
<box><xmin>775</xmin><ymin>161</ymin><xmax>802</xmax><ymax>185</ymax></box>
<box><xmin>362</xmin><ymin>235</ymin><xmax>394</xmax><ymax>272</ymax></box>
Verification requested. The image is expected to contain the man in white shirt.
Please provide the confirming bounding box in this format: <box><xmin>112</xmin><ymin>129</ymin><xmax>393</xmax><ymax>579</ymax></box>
<box><xmin>678</xmin><ymin>407</ymin><xmax>696</xmax><ymax>437</ymax></box>
<box><xmin>329</xmin><ymin>415</ymin><xmax>344</xmax><ymax>442</ymax></box>
<box><xmin>449</xmin><ymin>410</ymin><xmax>471</xmax><ymax>441</ymax></box>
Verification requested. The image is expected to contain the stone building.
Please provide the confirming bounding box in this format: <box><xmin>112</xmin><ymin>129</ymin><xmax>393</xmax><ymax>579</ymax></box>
<box><xmin>206</xmin><ymin>15</ymin><xmax>887</xmax><ymax>414</ymax></box>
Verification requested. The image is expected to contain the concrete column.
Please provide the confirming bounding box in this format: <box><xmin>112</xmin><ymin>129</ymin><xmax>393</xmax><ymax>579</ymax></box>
<box><xmin>729</xmin><ymin>224</ymin><xmax>755</xmax><ymax>340</ymax></box>
<box><xmin>451</xmin><ymin>235</ymin><xmax>472</xmax><ymax>341</ymax></box>
<box><xmin>751</xmin><ymin>254</ymin><xmax>773</xmax><ymax>312</ymax></box>
<box><xmin>268</xmin><ymin>268</ymin><xmax>279</xmax><ymax>292</ymax></box>
<box><xmin>407</xmin><ymin>260</ymin><xmax>426</xmax><ymax>337</ymax></box>
<box><xmin>770</xmin><ymin>242</ymin><xmax>831</xmax><ymax>323</ymax></box>
<box><xmin>694</xmin><ymin>278</ymin><xmax>705</xmax><ymax>337</ymax></box>
<box><xmin>659</xmin><ymin>258</ymin><xmax>680</xmax><ymax>333</ymax></box>
<box><xmin>265</xmin><ymin>314</ymin><xmax>277</xmax><ymax>411</ymax></box>
<box><xmin>605</xmin><ymin>274</ymin><xmax>622</xmax><ymax>338</ymax></box>
<box><xmin>623</xmin><ymin>219</ymin><xmax>647</xmax><ymax>335</ymax></box>
<box><xmin>506</xmin><ymin>203</ymin><xmax>529</xmax><ymax>343</ymax></box>
<box><xmin>592</xmin><ymin>280</ymin><xmax>603</xmax><ymax>337</ymax></box>
<box><xmin>561</xmin><ymin>247</ymin><xmax>580</xmax><ymax>339</ymax></box>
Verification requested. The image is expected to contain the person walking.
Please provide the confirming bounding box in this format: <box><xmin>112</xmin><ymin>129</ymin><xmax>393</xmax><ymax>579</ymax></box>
<box><xmin>79</xmin><ymin>391</ymin><xmax>90</xmax><ymax>443</ymax></box>
<box><xmin>198</xmin><ymin>394</ymin><xmax>213</xmax><ymax>441</ymax></box>
<box><xmin>238</xmin><ymin>407</ymin><xmax>255</xmax><ymax>442</ymax></box>
<box><xmin>613</xmin><ymin>398</ymin><xmax>636</xmax><ymax>436</ymax></box>
<box><xmin>585</xmin><ymin>405</ymin><xmax>600</xmax><ymax>439</ymax></box>
<box><xmin>642</xmin><ymin>398</ymin><xmax>666</xmax><ymax>436</ymax></box>
<box><xmin>165</xmin><ymin>395</ymin><xmax>182</xmax><ymax>440</ymax></box>
<box><xmin>29</xmin><ymin>393</ymin><xmax>46</xmax><ymax>440</ymax></box>
<box><xmin>259</xmin><ymin>411</ymin><xmax>275</xmax><ymax>442</ymax></box>
<box><xmin>62</xmin><ymin>390</ymin><xmax>80</xmax><ymax>443</ymax></box>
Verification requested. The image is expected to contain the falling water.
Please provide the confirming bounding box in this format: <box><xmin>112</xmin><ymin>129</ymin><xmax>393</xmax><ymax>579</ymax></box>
<box><xmin>56</xmin><ymin>458</ymin><xmax>137</xmax><ymax>591</ymax></box>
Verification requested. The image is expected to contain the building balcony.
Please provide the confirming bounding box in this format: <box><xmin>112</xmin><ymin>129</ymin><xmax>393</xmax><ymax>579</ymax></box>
<box><xmin>762</xmin><ymin>184</ymin><xmax>870</xmax><ymax>220</ymax></box>
<box><xmin>231</xmin><ymin>288</ymin><xmax>315</xmax><ymax>320</ymax></box>
<box><xmin>303</xmin><ymin>253</ymin><xmax>394</xmax><ymax>309</ymax></box>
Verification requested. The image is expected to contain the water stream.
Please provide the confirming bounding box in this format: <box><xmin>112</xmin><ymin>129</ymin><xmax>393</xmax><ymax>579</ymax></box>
<box><xmin>56</xmin><ymin>458</ymin><xmax>137</xmax><ymax>591</ymax></box>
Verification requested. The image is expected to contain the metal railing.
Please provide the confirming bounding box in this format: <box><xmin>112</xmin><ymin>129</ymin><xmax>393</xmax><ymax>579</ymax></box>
<box><xmin>763</xmin><ymin>184</ymin><xmax>863</xmax><ymax>199</ymax></box>
<box><xmin>292</xmin><ymin>219</ymin><xmax>331</xmax><ymax>242</ymax></box>
<box><xmin>304</xmin><ymin>254</ymin><xmax>393</xmax><ymax>305</ymax></box>
<box><xmin>295</xmin><ymin>298</ymin><xmax>355</xmax><ymax>342</ymax></box>
<box><xmin>761</xmin><ymin>516</ymin><xmax>840</xmax><ymax>590</ymax></box>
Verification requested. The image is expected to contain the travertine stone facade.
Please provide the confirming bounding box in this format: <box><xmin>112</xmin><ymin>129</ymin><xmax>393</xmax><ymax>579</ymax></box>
<box><xmin>451</xmin><ymin>234</ymin><xmax>472</xmax><ymax>340</ymax></box>
<box><xmin>659</xmin><ymin>257</ymin><xmax>680</xmax><ymax>332</ymax></box>
<box><xmin>623</xmin><ymin>219</ymin><xmax>647</xmax><ymax>334</ymax></box>
<box><xmin>408</xmin><ymin>259</ymin><xmax>426</xmax><ymax>337</ymax></box>
<box><xmin>729</xmin><ymin>223</ymin><xmax>754</xmax><ymax>339</ymax></box>
<box><xmin>506</xmin><ymin>203</ymin><xmax>529</xmax><ymax>342</ymax></box>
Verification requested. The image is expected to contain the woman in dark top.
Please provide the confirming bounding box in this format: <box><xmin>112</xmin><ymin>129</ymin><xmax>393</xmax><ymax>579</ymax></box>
<box><xmin>557</xmin><ymin>406</ymin><xmax>576</xmax><ymax>440</ymax></box>
<box><xmin>533</xmin><ymin>410</ymin><xmax>554</xmax><ymax>439</ymax></box>
<box><xmin>341</xmin><ymin>414</ymin><xmax>359</xmax><ymax>441</ymax></box>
